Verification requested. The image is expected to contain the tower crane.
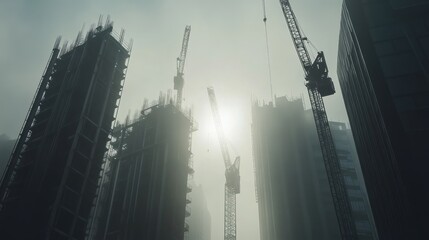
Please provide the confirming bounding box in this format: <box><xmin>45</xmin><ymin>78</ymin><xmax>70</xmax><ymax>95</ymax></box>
<box><xmin>278</xmin><ymin>1</ymin><xmax>357</xmax><ymax>239</ymax></box>
<box><xmin>174</xmin><ymin>25</ymin><xmax>191</xmax><ymax>107</ymax></box>
<box><xmin>207</xmin><ymin>87</ymin><xmax>240</xmax><ymax>240</ymax></box>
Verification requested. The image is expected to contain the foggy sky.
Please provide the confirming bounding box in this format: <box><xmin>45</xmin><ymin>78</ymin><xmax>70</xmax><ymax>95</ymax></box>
<box><xmin>0</xmin><ymin>0</ymin><xmax>345</xmax><ymax>239</ymax></box>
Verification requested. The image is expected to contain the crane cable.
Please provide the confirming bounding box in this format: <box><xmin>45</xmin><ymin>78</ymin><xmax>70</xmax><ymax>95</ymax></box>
<box><xmin>262</xmin><ymin>0</ymin><xmax>274</xmax><ymax>103</ymax></box>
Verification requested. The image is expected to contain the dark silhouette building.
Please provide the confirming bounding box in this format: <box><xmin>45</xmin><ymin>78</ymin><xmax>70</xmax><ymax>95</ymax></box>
<box><xmin>337</xmin><ymin>0</ymin><xmax>429</xmax><ymax>239</ymax></box>
<box><xmin>252</xmin><ymin>97</ymin><xmax>341</xmax><ymax>240</ymax></box>
<box><xmin>87</xmin><ymin>99</ymin><xmax>196</xmax><ymax>240</ymax></box>
<box><xmin>0</xmin><ymin>22</ymin><xmax>130</xmax><ymax>239</ymax></box>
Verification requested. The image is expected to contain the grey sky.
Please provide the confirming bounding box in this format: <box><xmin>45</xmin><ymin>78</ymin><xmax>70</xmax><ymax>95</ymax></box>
<box><xmin>0</xmin><ymin>0</ymin><xmax>344</xmax><ymax>239</ymax></box>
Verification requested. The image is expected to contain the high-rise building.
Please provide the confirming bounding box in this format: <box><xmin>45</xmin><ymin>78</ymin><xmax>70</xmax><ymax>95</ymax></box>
<box><xmin>337</xmin><ymin>0</ymin><xmax>429</xmax><ymax>238</ymax></box>
<box><xmin>0</xmin><ymin>22</ymin><xmax>130</xmax><ymax>239</ymax></box>
<box><xmin>88</xmin><ymin>99</ymin><xmax>196</xmax><ymax>240</ymax></box>
<box><xmin>252</xmin><ymin>97</ymin><xmax>377</xmax><ymax>240</ymax></box>
<box><xmin>187</xmin><ymin>184</ymin><xmax>211</xmax><ymax>240</ymax></box>
<box><xmin>252</xmin><ymin>97</ymin><xmax>341</xmax><ymax>240</ymax></box>
<box><xmin>330</xmin><ymin>122</ymin><xmax>378</xmax><ymax>240</ymax></box>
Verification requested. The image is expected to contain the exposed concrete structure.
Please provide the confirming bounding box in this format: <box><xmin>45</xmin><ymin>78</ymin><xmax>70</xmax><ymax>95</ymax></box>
<box><xmin>88</xmin><ymin>99</ymin><xmax>196</xmax><ymax>240</ymax></box>
<box><xmin>0</xmin><ymin>21</ymin><xmax>130</xmax><ymax>239</ymax></box>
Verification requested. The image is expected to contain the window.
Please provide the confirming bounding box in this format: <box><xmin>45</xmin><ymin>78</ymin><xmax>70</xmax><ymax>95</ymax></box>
<box><xmin>348</xmin><ymin>189</ymin><xmax>362</xmax><ymax>198</ymax></box>
<box><xmin>379</xmin><ymin>53</ymin><xmax>419</xmax><ymax>78</ymax></box>
<box><xmin>351</xmin><ymin>200</ymin><xmax>365</xmax><ymax>211</ymax></box>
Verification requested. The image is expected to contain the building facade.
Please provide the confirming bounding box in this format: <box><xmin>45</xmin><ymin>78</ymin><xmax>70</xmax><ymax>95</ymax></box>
<box><xmin>0</xmin><ymin>22</ymin><xmax>130</xmax><ymax>239</ymax></box>
<box><xmin>88</xmin><ymin>101</ymin><xmax>196</xmax><ymax>240</ymax></box>
<box><xmin>337</xmin><ymin>0</ymin><xmax>429</xmax><ymax>238</ymax></box>
<box><xmin>330</xmin><ymin>122</ymin><xmax>378</xmax><ymax>240</ymax></box>
<box><xmin>252</xmin><ymin>97</ymin><xmax>341</xmax><ymax>240</ymax></box>
<box><xmin>252</xmin><ymin>97</ymin><xmax>377</xmax><ymax>240</ymax></box>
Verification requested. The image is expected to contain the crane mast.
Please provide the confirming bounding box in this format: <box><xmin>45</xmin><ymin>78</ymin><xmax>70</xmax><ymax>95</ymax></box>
<box><xmin>174</xmin><ymin>25</ymin><xmax>191</xmax><ymax>107</ymax></box>
<box><xmin>279</xmin><ymin>1</ymin><xmax>357</xmax><ymax>239</ymax></box>
<box><xmin>207</xmin><ymin>87</ymin><xmax>240</xmax><ymax>240</ymax></box>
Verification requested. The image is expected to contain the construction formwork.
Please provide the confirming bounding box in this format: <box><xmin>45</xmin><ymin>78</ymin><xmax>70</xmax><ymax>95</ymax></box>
<box><xmin>0</xmin><ymin>20</ymin><xmax>131</xmax><ymax>240</ymax></box>
<box><xmin>87</xmin><ymin>97</ymin><xmax>196</xmax><ymax>240</ymax></box>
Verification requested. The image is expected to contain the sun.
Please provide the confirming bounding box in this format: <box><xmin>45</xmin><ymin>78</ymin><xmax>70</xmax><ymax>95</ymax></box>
<box><xmin>200</xmin><ymin>103</ymin><xmax>240</xmax><ymax>147</ymax></box>
<box><xmin>218</xmin><ymin>107</ymin><xmax>238</xmax><ymax>139</ymax></box>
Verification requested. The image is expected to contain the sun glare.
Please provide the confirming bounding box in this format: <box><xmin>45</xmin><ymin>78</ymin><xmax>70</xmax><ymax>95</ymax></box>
<box><xmin>202</xmin><ymin>105</ymin><xmax>240</xmax><ymax>147</ymax></box>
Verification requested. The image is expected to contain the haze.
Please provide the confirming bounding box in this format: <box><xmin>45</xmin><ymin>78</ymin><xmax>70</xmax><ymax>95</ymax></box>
<box><xmin>0</xmin><ymin>0</ymin><xmax>345</xmax><ymax>239</ymax></box>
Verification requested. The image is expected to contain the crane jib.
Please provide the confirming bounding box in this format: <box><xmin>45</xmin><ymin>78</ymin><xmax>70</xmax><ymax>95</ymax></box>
<box><xmin>207</xmin><ymin>87</ymin><xmax>233</xmax><ymax>169</ymax></box>
<box><xmin>207</xmin><ymin>87</ymin><xmax>240</xmax><ymax>240</ymax></box>
<box><xmin>177</xmin><ymin>26</ymin><xmax>191</xmax><ymax>75</ymax></box>
<box><xmin>280</xmin><ymin>1</ymin><xmax>312</xmax><ymax>70</ymax></box>
<box><xmin>175</xmin><ymin>25</ymin><xmax>191</xmax><ymax>107</ymax></box>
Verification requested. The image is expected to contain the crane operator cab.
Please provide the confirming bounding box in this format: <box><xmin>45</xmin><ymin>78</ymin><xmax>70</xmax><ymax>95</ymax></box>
<box><xmin>306</xmin><ymin>51</ymin><xmax>336</xmax><ymax>97</ymax></box>
<box><xmin>225</xmin><ymin>156</ymin><xmax>241</xmax><ymax>194</ymax></box>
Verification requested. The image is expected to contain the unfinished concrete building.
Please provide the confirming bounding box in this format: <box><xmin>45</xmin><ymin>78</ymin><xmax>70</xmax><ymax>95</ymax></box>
<box><xmin>252</xmin><ymin>96</ymin><xmax>377</xmax><ymax>240</ymax></box>
<box><xmin>252</xmin><ymin>96</ymin><xmax>340</xmax><ymax>240</ymax></box>
<box><xmin>87</xmin><ymin>97</ymin><xmax>196</xmax><ymax>240</ymax></box>
<box><xmin>0</xmin><ymin>21</ymin><xmax>130</xmax><ymax>239</ymax></box>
